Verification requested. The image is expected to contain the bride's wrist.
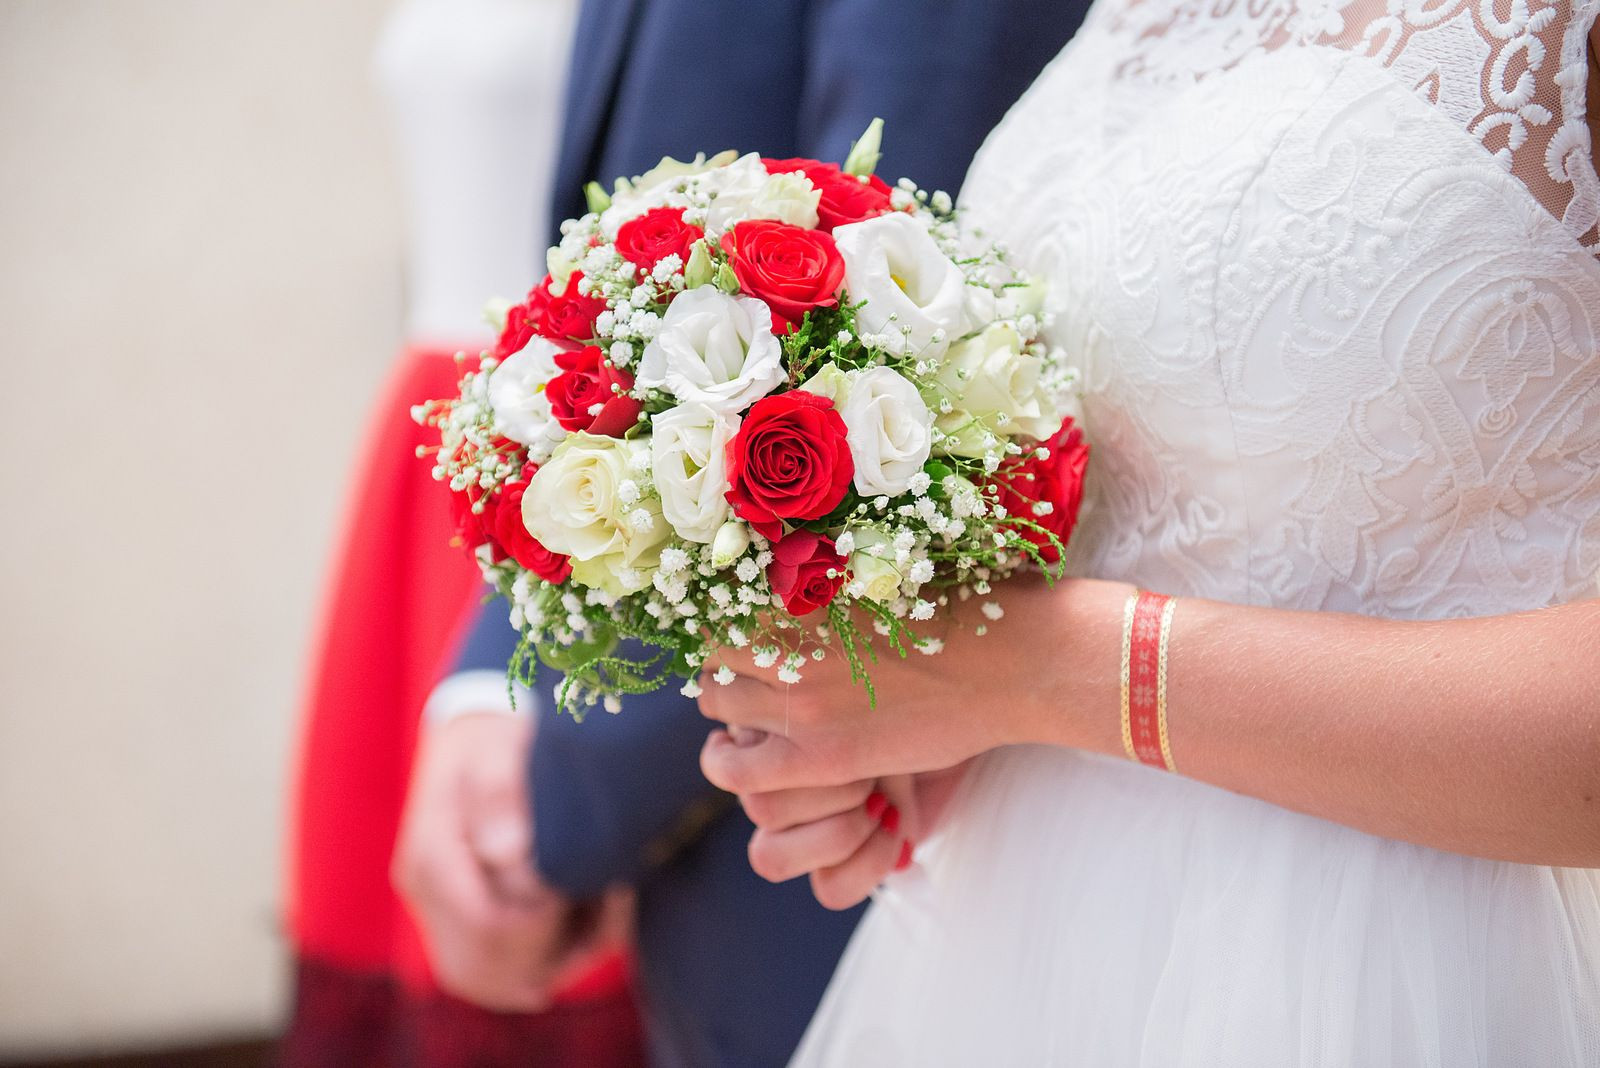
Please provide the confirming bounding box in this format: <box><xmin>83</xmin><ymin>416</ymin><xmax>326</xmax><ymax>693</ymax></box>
<box><xmin>1007</xmin><ymin>577</ymin><xmax>1133</xmax><ymax>753</ymax></box>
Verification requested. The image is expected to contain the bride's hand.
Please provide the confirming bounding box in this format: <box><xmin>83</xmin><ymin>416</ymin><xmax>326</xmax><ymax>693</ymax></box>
<box><xmin>698</xmin><ymin>574</ymin><xmax>1127</xmax><ymax>796</ymax></box>
<box><xmin>728</xmin><ymin>760</ymin><xmax>973</xmax><ymax>910</ymax></box>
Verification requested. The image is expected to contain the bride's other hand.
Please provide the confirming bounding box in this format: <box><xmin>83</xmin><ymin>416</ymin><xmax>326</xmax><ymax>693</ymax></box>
<box><xmin>698</xmin><ymin>574</ymin><xmax>1129</xmax><ymax>795</ymax></box>
<box><xmin>726</xmin><ymin>763</ymin><xmax>972</xmax><ymax>909</ymax></box>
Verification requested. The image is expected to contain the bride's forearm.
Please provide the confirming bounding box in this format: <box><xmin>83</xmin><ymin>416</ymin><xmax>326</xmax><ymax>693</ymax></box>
<box><xmin>1029</xmin><ymin>582</ymin><xmax>1600</xmax><ymax>866</ymax></box>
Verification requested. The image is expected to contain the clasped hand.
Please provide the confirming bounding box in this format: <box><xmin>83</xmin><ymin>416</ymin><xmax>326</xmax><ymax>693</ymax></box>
<box><xmin>699</xmin><ymin>573</ymin><xmax>1089</xmax><ymax>909</ymax></box>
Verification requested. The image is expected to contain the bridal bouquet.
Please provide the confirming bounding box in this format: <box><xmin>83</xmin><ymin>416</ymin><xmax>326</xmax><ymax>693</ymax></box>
<box><xmin>417</xmin><ymin>122</ymin><xmax>1088</xmax><ymax>714</ymax></box>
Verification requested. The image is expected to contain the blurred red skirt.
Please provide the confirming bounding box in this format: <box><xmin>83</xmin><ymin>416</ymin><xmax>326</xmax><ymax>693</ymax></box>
<box><xmin>283</xmin><ymin>345</ymin><xmax>642</xmax><ymax>1067</ymax></box>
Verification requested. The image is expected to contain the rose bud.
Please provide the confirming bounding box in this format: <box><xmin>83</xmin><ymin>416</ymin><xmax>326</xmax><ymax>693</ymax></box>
<box><xmin>768</xmin><ymin>529</ymin><xmax>848</xmax><ymax>616</ymax></box>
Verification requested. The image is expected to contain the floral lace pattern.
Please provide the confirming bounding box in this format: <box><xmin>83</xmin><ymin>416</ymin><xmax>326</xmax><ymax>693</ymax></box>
<box><xmin>1104</xmin><ymin>0</ymin><xmax>1600</xmax><ymax>250</ymax></box>
<box><xmin>961</xmin><ymin>7</ymin><xmax>1600</xmax><ymax>620</ymax></box>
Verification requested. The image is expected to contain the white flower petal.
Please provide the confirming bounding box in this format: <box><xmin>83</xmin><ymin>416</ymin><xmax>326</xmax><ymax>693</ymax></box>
<box><xmin>636</xmin><ymin>288</ymin><xmax>784</xmax><ymax>413</ymax></box>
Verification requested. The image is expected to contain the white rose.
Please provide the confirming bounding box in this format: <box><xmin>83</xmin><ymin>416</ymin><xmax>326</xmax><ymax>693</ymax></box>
<box><xmin>522</xmin><ymin>434</ymin><xmax>671</xmax><ymax>596</ymax></box>
<box><xmin>744</xmin><ymin>171</ymin><xmax>821</xmax><ymax>229</ymax></box>
<box><xmin>934</xmin><ymin>322</ymin><xmax>1060</xmax><ymax>456</ymax></box>
<box><xmin>599</xmin><ymin>150</ymin><xmax>739</xmax><ymax>233</ymax></box>
<box><xmin>636</xmin><ymin>287</ymin><xmax>784</xmax><ymax>413</ymax></box>
<box><xmin>698</xmin><ymin>153</ymin><xmax>778</xmax><ymax>233</ymax></box>
<box><xmin>833</xmin><ymin>212</ymin><xmax>968</xmax><ymax>360</ymax></box>
<box><xmin>844</xmin><ymin>527</ymin><xmax>903</xmax><ymax>603</ymax></box>
<box><xmin>651</xmin><ymin>402</ymin><xmax>741</xmax><ymax>543</ymax></box>
<box><xmin>488</xmin><ymin>337</ymin><xmax>567</xmax><ymax>462</ymax></box>
<box><xmin>803</xmin><ymin>365</ymin><xmax>932</xmax><ymax>496</ymax></box>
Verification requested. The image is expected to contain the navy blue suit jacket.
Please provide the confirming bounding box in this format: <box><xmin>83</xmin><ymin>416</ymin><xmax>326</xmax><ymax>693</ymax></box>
<box><xmin>456</xmin><ymin>3</ymin><xmax>1088</xmax><ymax>1064</ymax></box>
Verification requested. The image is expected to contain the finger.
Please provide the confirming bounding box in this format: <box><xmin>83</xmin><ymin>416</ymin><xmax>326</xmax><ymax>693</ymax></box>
<box><xmin>876</xmin><ymin>773</ymin><xmax>918</xmax><ymax>839</ymax></box>
<box><xmin>462</xmin><ymin>761</ymin><xmax>544</xmax><ymax>907</ymax></box>
<box><xmin>472</xmin><ymin>820</ymin><xmax>546</xmax><ymax>907</ymax></box>
<box><xmin>445</xmin><ymin>875</ymin><xmax>578</xmax><ymax>1009</ymax></box>
<box><xmin>746</xmin><ymin>804</ymin><xmax>881</xmax><ymax>884</ymax></box>
<box><xmin>442</xmin><ymin>919</ymin><xmax>559</xmax><ymax>1013</ymax></box>
<box><xmin>702</xmin><ymin>727</ymin><xmax>853</xmax><ymax>793</ymax></box>
<box><xmin>705</xmin><ymin>640</ymin><xmax>768</xmax><ymax>681</ymax></box>
<box><xmin>810</xmin><ymin>824</ymin><xmax>905</xmax><ymax>911</ymax></box>
<box><xmin>407</xmin><ymin>831</ymin><xmax>556</xmax><ymax>1012</ymax></box>
<box><xmin>739</xmin><ymin>779</ymin><xmax>876</xmax><ymax>831</ymax></box>
<box><xmin>728</xmin><ymin>725</ymin><xmax>767</xmax><ymax>748</ymax></box>
<box><xmin>697</xmin><ymin>673</ymin><xmax>792</xmax><ymax>732</ymax></box>
<box><xmin>703</xmin><ymin>636</ymin><xmax>852</xmax><ymax>694</ymax></box>
<box><xmin>396</xmin><ymin>777</ymin><xmax>498</xmax><ymax>919</ymax></box>
<box><xmin>912</xmin><ymin>762</ymin><xmax>973</xmax><ymax>840</ymax></box>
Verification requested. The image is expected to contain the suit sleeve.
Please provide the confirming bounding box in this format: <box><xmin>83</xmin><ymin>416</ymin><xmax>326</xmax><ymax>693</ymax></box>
<box><xmin>451</xmin><ymin>597</ymin><xmax>523</xmax><ymax>674</ymax></box>
<box><xmin>529</xmin><ymin>667</ymin><xmax>724</xmax><ymax>896</ymax></box>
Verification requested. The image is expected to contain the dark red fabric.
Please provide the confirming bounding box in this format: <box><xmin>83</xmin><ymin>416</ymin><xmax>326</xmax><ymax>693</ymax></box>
<box><xmin>282</xmin><ymin>956</ymin><xmax>645</xmax><ymax>1068</ymax></box>
<box><xmin>283</xmin><ymin>346</ymin><xmax>641</xmax><ymax>1066</ymax></box>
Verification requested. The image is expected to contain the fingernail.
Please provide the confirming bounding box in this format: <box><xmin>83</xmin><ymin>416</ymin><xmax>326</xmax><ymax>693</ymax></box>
<box><xmin>894</xmin><ymin>840</ymin><xmax>914</xmax><ymax>871</ymax></box>
<box><xmin>864</xmin><ymin>791</ymin><xmax>887</xmax><ymax>821</ymax></box>
<box><xmin>880</xmin><ymin>804</ymin><xmax>901</xmax><ymax>834</ymax></box>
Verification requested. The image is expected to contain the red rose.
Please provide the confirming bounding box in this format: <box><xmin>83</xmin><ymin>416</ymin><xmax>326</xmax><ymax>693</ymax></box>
<box><xmin>492</xmin><ymin>299</ymin><xmax>538</xmax><ymax>359</ymax></box>
<box><xmin>992</xmin><ymin>417</ymin><xmax>1090</xmax><ymax>564</ymax></box>
<box><xmin>720</xmin><ymin>221</ymin><xmax>845</xmax><ymax>333</ymax></box>
<box><xmin>494</xmin><ymin>465</ymin><xmax>572</xmax><ymax>583</ymax></box>
<box><xmin>446</xmin><ymin>437</ymin><xmax>504</xmax><ymax>550</ymax></box>
<box><xmin>760</xmin><ymin>156</ymin><xmax>829</xmax><ymax>174</ymax></box>
<box><xmin>762</xmin><ymin>158</ymin><xmax>893</xmax><ymax>232</ymax></box>
<box><xmin>527</xmin><ymin>272</ymin><xmax>607</xmax><ymax>343</ymax></box>
<box><xmin>545</xmin><ymin>345</ymin><xmax>642</xmax><ymax>437</ymax></box>
<box><xmin>448</xmin><ymin>480</ymin><xmax>495</xmax><ymax>551</ymax></box>
<box><xmin>725</xmin><ymin>391</ymin><xmax>854</xmax><ymax>540</ymax></box>
<box><xmin>768</xmin><ymin>529</ymin><xmax>847</xmax><ymax>616</ymax></box>
<box><xmin>615</xmin><ymin>207</ymin><xmax>704</xmax><ymax>274</ymax></box>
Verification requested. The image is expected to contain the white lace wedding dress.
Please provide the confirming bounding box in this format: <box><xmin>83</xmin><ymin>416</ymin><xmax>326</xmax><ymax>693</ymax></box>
<box><xmin>792</xmin><ymin>0</ymin><xmax>1600</xmax><ymax>1063</ymax></box>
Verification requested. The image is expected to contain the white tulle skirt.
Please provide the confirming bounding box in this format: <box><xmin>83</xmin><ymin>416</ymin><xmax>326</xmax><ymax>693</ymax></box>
<box><xmin>791</xmin><ymin>745</ymin><xmax>1600</xmax><ymax>1067</ymax></box>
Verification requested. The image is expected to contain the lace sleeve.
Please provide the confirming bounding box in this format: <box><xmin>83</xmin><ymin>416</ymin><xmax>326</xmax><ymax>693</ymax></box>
<box><xmin>1322</xmin><ymin>0</ymin><xmax>1600</xmax><ymax>251</ymax></box>
<box><xmin>1107</xmin><ymin>0</ymin><xmax>1600</xmax><ymax>253</ymax></box>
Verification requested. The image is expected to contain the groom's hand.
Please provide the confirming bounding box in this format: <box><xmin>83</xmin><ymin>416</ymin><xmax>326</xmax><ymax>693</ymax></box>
<box><xmin>394</xmin><ymin>712</ymin><xmax>612</xmax><ymax>1012</ymax></box>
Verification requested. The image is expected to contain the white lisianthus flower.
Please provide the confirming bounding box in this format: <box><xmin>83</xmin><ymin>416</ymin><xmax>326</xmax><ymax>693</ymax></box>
<box><xmin>962</xmin><ymin>272</ymin><xmax>1048</xmax><ymax>328</ymax></box>
<box><xmin>801</xmin><ymin>365</ymin><xmax>933</xmax><ymax>496</ymax></box>
<box><xmin>961</xmin><ymin>285</ymin><xmax>998</xmax><ymax>328</ymax></box>
<box><xmin>600</xmin><ymin>150</ymin><xmax>740</xmax><ymax>233</ymax></box>
<box><xmin>745</xmin><ymin>171</ymin><xmax>821</xmax><ymax>229</ymax></box>
<box><xmin>843</xmin><ymin>527</ymin><xmax>904</xmax><ymax>603</ymax></box>
<box><xmin>487</xmin><ymin>337</ymin><xmax>567</xmax><ymax>462</ymax></box>
<box><xmin>636</xmin><ymin>287</ymin><xmax>784</xmax><ymax>413</ymax></box>
<box><xmin>833</xmin><ymin>212</ymin><xmax>968</xmax><ymax>360</ymax></box>
<box><xmin>934</xmin><ymin>322</ymin><xmax>1060</xmax><ymax>456</ymax></box>
<box><xmin>651</xmin><ymin>402</ymin><xmax>741</xmax><ymax>543</ymax></box>
<box><xmin>523</xmin><ymin>434</ymin><xmax>671</xmax><ymax>596</ymax></box>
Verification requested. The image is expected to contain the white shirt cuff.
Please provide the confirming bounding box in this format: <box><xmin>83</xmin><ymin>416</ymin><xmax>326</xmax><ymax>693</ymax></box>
<box><xmin>423</xmin><ymin>670</ymin><xmax>535</xmax><ymax>725</ymax></box>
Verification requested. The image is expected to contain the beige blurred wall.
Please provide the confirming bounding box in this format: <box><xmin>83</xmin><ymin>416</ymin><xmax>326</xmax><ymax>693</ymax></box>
<box><xmin>0</xmin><ymin>0</ymin><xmax>401</xmax><ymax>1054</ymax></box>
